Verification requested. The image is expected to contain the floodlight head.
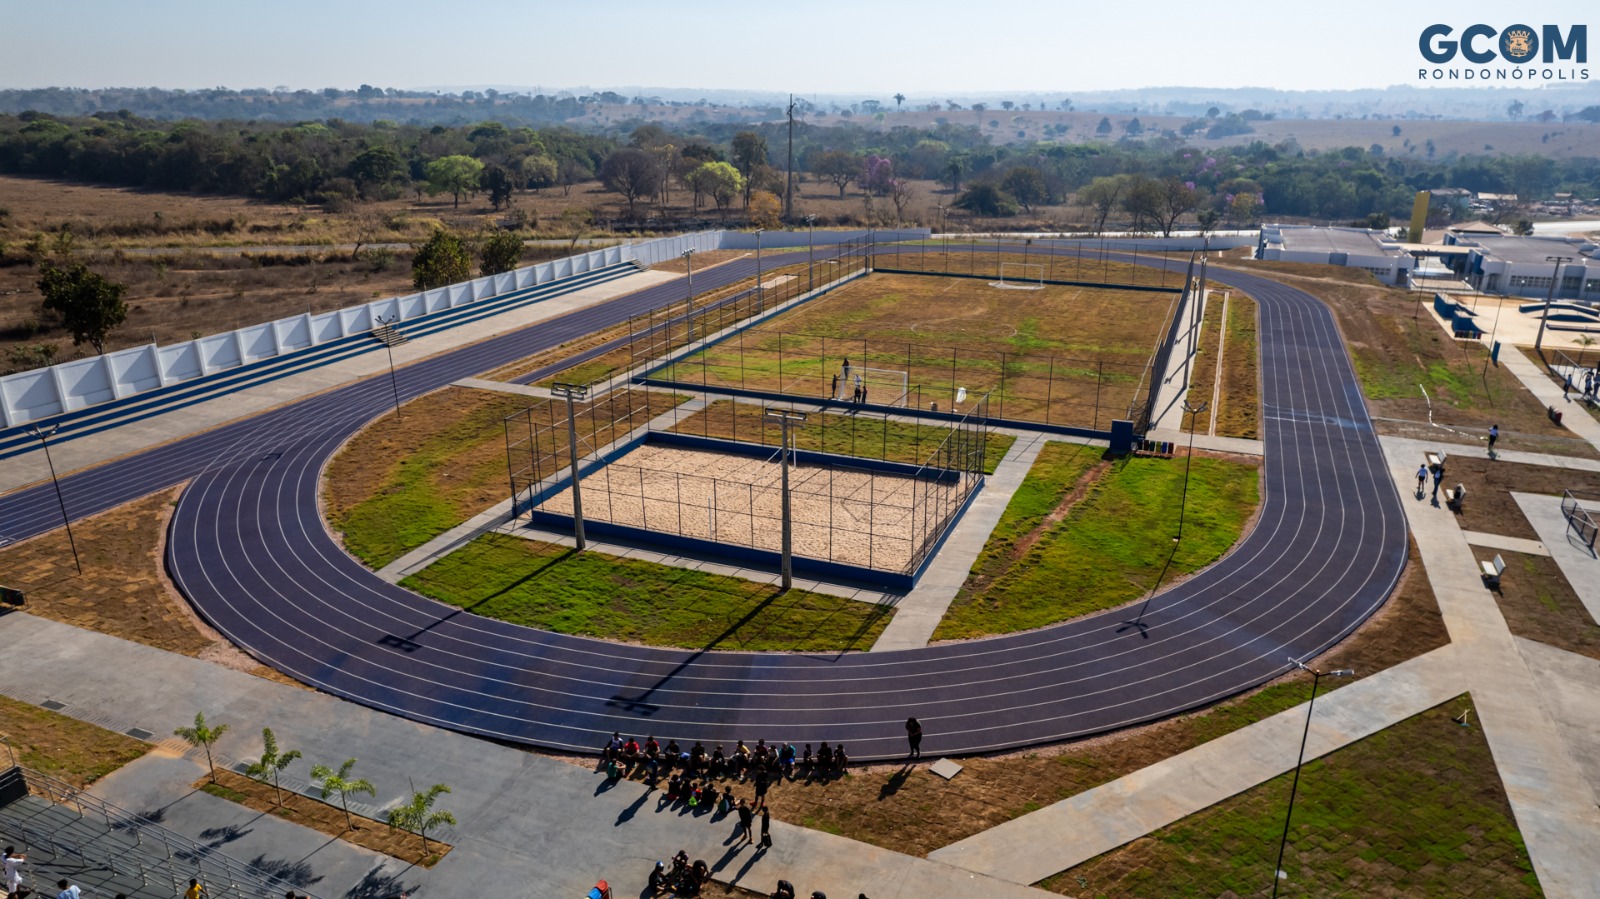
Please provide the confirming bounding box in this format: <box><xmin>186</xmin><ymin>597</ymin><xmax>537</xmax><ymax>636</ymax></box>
<box><xmin>1331</xmin><ymin>669</ymin><xmax>1356</xmax><ymax>678</ymax></box>
<box><xmin>1290</xmin><ymin>657</ymin><xmax>1311</xmax><ymax>673</ymax></box>
<box><xmin>550</xmin><ymin>382</ymin><xmax>588</xmax><ymax>400</ymax></box>
<box><xmin>763</xmin><ymin>408</ymin><xmax>808</xmax><ymax>423</ymax></box>
<box><xmin>28</xmin><ymin>423</ymin><xmax>60</xmax><ymax>439</ymax></box>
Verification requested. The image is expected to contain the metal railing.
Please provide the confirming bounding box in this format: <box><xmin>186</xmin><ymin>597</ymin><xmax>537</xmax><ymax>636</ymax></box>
<box><xmin>0</xmin><ymin>765</ymin><xmax>324</xmax><ymax>899</ymax></box>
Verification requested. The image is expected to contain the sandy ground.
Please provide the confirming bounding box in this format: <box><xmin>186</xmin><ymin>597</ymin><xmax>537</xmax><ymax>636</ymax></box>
<box><xmin>537</xmin><ymin>445</ymin><xmax>972</xmax><ymax>572</ymax></box>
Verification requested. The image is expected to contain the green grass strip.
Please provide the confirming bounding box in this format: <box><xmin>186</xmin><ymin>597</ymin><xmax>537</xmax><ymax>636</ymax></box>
<box><xmin>937</xmin><ymin>452</ymin><xmax>1259</xmax><ymax>640</ymax></box>
<box><xmin>402</xmin><ymin>533</ymin><xmax>893</xmax><ymax>652</ymax></box>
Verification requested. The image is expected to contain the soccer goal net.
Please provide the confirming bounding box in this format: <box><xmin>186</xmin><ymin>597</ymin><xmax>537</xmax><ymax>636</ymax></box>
<box><xmin>837</xmin><ymin>367</ymin><xmax>910</xmax><ymax>407</ymax></box>
<box><xmin>993</xmin><ymin>262</ymin><xmax>1045</xmax><ymax>290</ymax></box>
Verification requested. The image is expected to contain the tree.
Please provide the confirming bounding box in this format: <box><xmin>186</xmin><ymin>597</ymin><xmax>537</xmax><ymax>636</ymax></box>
<box><xmin>1229</xmin><ymin>192</ymin><xmax>1262</xmax><ymax>226</ymax></box>
<box><xmin>812</xmin><ymin>150</ymin><xmax>859</xmax><ymax>198</ymax></box>
<box><xmin>310</xmin><ymin>758</ymin><xmax>376</xmax><ymax>832</ymax></box>
<box><xmin>387</xmin><ymin>783</ymin><xmax>457</xmax><ymax>855</ymax></box>
<box><xmin>730</xmin><ymin>131</ymin><xmax>768</xmax><ymax>205</ymax></box>
<box><xmin>598</xmin><ymin>148</ymin><xmax>663</xmax><ymax>218</ymax></box>
<box><xmin>173</xmin><ymin>712</ymin><xmax>230</xmax><ymax>784</ymax></box>
<box><xmin>893</xmin><ymin>93</ymin><xmax>906</xmax><ymax>109</ymax></box>
<box><xmin>1000</xmin><ymin>166</ymin><xmax>1047</xmax><ymax>213</ymax></box>
<box><xmin>1124</xmin><ymin>117</ymin><xmax>1144</xmax><ymax>136</ymax></box>
<box><xmin>887</xmin><ymin>178</ymin><xmax>916</xmax><ymax>222</ymax></box>
<box><xmin>244</xmin><ymin>728</ymin><xmax>302</xmax><ymax>807</ymax></box>
<box><xmin>1095</xmin><ymin>116</ymin><xmax>1113</xmax><ymax>135</ymax></box>
<box><xmin>1507</xmin><ymin>100</ymin><xmax>1525</xmax><ymax>121</ymax></box>
<box><xmin>424</xmin><ymin>155</ymin><xmax>485</xmax><ymax>209</ymax></box>
<box><xmin>955</xmin><ymin>183</ymin><xmax>1015</xmax><ymax>216</ymax></box>
<box><xmin>1197</xmin><ymin>208</ymin><xmax>1221</xmax><ymax>235</ymax></box>
<box><xmin>555</xmin><ymin>207</ymin><xmax>593</xmax><ymax>252</ymax></box>
<box><xmin>858</xmin><ymin>155</ymin><xmax>896</xmax><ymax>196</ymax></box>
<box><xmin>37</xmin><ymin>262</ymin><xmax>127</xmax><ymax>354</ymax></box>
<box><xmin>481</xmin><ymin>165</ymin><xmax>516</xmax><ymax>211</ymax></box>
<box><xmin>1154</xmin><ymin>177</ymin><xmax>1202</xmax><ymax>237</ymax></box>
<box><xmin>412</xmin><ymin>229</ymin><xmax>472</xmax><ymax>290</ymax></box>
<box><xmin>1077</xmin><ymin>175</ymin><xmax>1125</xmax><ymax>233</ymax></box>
<box><xmin>748</xmin><ymin>190</ymin><xmax>782</xmax><ymax>230</ymax></box>
<box><xmin>519</xmin><ymin>154</ymin><xmax>558</xmax><ymax>191</ymax></box>
<box><xmin>1122</xmin><ymin>174</ymin><xmax>1164</xmax><ymax>233</ymax></box>
<box><xmin>479</xmin><ymin>229</ymin><xmax>523</xmax><ymax>277</ymax></box>
<box><xmin>689</xmin><ymin>161</ymin><xmax>744</xmax><ymax>222</ymax></box>
<box><xmin>346</xmin><ymin>146</ymin><xmax>405</xmax><ymax>198</ymax></box>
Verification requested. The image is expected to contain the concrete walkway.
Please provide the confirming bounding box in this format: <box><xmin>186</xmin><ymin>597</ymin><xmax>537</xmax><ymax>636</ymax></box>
<box><xmin>0</xmin><ymin>270</ymin><xmax>680</xmax><ymax>495</ymax></box>
<box><xmin>1502</xmin><ymin>344</ymin><xmax>1600</xmax><ymax>446</ymax></box>
<box><xmin>0</xmin><ymin>612</ymin><xmax>1051</xmax><ymax>899</ymax></box>
<box><xmin>929</xmin><ymin>646</ymin><xmax>1466</xmax><ymax>884</ymax></box>
<box><xmin>870</xmin><ymin>433</ymin><xmax>1048</xmax><ymax>651</ymax></box>
<box><xmin>1148</xmin><ymin>288</ymin><xmax>1208</xmax><ymax>433</ymax></box>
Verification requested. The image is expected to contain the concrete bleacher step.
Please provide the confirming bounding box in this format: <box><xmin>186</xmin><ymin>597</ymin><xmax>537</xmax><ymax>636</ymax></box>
<box><xmin>0</xmin><ymin>796</ymin><xmax>171</xmax><ymax>899</ymax></box>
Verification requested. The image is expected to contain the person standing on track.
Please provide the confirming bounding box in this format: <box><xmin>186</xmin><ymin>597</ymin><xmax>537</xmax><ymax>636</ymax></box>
<box><xmin>905</xmin><ymin>717</ymin><xmax>923</xmax><ymax>759</ymax></box>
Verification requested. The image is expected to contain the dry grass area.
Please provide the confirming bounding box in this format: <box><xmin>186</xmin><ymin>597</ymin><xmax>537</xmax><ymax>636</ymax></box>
<box><xmin>0</xmin><ymin>691</ymin><xmax>148</xmax><ymax>787</ymax></box>
<box><xmin>1474</xmin><ymin>548</ymin><xmax>1600</xmax><ymax>662</ymax></box>
<box><xmin>592</xmin><ymin>536</ymin><xmax>1445</xmax><ymax>858</ymax></box>
<box><xmin>649</xmin><ymin>249</ymin><xmax>751</xmax><ymax>274</ymax></box>
<box><xmin>676</xmin><ymin>270</ymin><xmax>1175</xmax><ymax>428</ymax></box>
<box><xmin>200</xmin><ymin>770</ymin><xmax>450</xmax><ymax>867</ymax></box>
<box><xmin>1443</xmin><ymin>455</ymin><xmax>1600</xmax><ymax>542</ymax></box>
<box><xmin>0</xmin><ymin>486</ymin><xmax>299</xmax><ymax>686</ymax></box>
<box><xmin>1227</xmin><ymin>260</ymin><xmax>1595</xmax><ymax>459</ymax></box>
<box><xmin>1186</xmin><ymin>289</ymin><xmax>1260</xmax><ymax>438</ymax></box>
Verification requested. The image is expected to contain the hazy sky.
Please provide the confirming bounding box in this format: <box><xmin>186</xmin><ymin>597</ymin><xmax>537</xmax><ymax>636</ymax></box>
<box><xmin>1</xmin><ymin>0</ymin><xmax>1592</xmax><ymax>95</ymax></box>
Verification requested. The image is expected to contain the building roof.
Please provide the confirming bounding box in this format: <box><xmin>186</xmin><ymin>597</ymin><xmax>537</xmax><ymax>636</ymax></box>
<box><xmin>1269</xmin><ymin>226</ymin><xmax>1405</xmax><ymax>257</ymax></box>
<box><xmin>1460</xmin><ymin>234</ymin><xmax>1598</xmax><ymax>265</ymax></box>
<box><xmin>1448</xmin><ymin>221</ymin><xmax>1508</xmax><ymax>235</ymax></box>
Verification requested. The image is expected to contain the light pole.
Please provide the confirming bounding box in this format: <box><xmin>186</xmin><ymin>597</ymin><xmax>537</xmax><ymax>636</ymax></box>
<box><xmin>681</xmin><ymin>248</ymin><xmax>697</xmax><ymax>345</ymax></box>
<box><xmin>373</xmin><ymin>312</ymin><xmax>402</xmax><ymax>419</ymax></box>
<box><xmin>1534</xmin><ymin>255</ymin><xmax>1574</xmax><ymax>355</ymax></box>
<box><xmin>805</xmin><ymin>215</ymin><xmax>817</xmax><ymax>292</ymax></box>
<box><xmin>1271</xmin><ymin>659</ymin><xmax>1355</xmax><ymax>898</ymax></box>
<box><xmin>1176</xmin><ymin>400</ymin><xmax>1208</xmax><ymax>544</ymax></box>
<box><xmin>27</xmin><ymin>424</ymin><xmax>81</xmax><ymax>575</ymax></box>
<box><xmin>763</xmin><ymin>408</ymin><xmax>807</xmax><ymax>591</ymax></box>
<box><xmin>551</xmin><ymin>382</ymin><xmax>589</xmax><ymax>551</ymax></box>
<box><xmin>754</xmin><ymin>228</ymin><xmax>765</xmax><ymax>312</ymax></box>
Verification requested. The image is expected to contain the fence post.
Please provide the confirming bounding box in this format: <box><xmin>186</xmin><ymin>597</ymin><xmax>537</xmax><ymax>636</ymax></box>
<box><xmin>1095</xmin><ymin>360</ymin><xmax>1104</xmax><ymax>431</ymax></box>
<box><xmin>1045</xmin><ymin>357</ymin><xmax>1055</xmax><ymax>425</ymax></box>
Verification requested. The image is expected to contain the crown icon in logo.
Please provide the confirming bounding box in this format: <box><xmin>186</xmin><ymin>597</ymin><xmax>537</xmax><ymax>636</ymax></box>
<box><xmin>1504</xmin><ymin>29</ymin><xmax>1534</xmax><ymax>58</ymax></box>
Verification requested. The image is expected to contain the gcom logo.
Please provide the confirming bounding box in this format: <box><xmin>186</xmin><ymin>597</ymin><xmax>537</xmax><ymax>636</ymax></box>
<box><xmin>1419</xmin><ymin>24</ymin><xmax>1588</xmax><ymax>80</ymax></box>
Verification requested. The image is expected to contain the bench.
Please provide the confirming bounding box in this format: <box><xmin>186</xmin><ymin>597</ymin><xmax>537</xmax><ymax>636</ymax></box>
<box><xmin>1480</xmin><ymin>554</ymin><xmax>1506</xmax><ymax>587</ymax></box>
<box><xmin>1425</xmin><ymin>451</ymin><xmax>1445</xmax><ymax>472</ymax></box>
<box><xmin>1445</xmin><ymin>484</ymin><xmax>1466</xmax><ymax>511</ymax></box>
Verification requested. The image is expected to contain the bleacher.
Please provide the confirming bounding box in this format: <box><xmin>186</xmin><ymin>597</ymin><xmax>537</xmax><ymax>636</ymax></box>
<box><xmin>0</xmin><ymin>766</ymin><xmax>319</xmax><ymax>899</ymax></box>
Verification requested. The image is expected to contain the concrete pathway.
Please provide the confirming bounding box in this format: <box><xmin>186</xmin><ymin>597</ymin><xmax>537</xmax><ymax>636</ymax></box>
<box><xmin>929</xmin><ymin>646</ymin><xmax>1466</xmax><ymax>884</ymax></box>
<box><xmin>1461</xmin><ymin>531</ymin><xmax>1550</xmax><ymax>556</ymax></box>
<box><xmin>870</xmin><ymin>433</ymin><xmax>1048</xmax><ymax>651</ymax></box>
<box><xmin>0</xmin><ymin>270</ymin><xmax>680</xmax><ymax>495</ymax></box>
<box><xmin>1502</xmin><ymin>345</ymin><xmax>1600</xmax><ymax>446</ymax></box>
<box><xmin>1148</xmin><ymin>288</ymin><xmax>1208</xmax><ymax>433</ymax></box>
<box><xmin>1514</xmin><ymin>492</ymin><xmax>1600</xmax><ymax>618</ymax></box>
<box><xmin>1142</xmin><ymin>429</ymin><xmax>1266</xmax><ymax>456</ymax></box>
<box><xmin>0</xmin><ymin>612</ymin><xmax>1051</xmax><ymax>899</ymax></box>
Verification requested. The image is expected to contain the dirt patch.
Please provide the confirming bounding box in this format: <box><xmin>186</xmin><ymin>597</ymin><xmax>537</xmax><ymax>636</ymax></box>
<box><xmin>0</xmin><ymin>692</ymin><xmax>148</xmax><ymax>787</ymax></box>
<box><xmin>576</xmin><ymin>535</ymin><xmax>1446</xmax><ymax>858</ymax></box>
<box><xmin>1441</xmin><ymin>455</ymin><xmax>1600</xmax><ymax>542</ymax></box>
<box><xmin>200</xmin><ymin>770</ymin><xmax>450</xmax><ymax>867</ymax></box>
<box><xmin>1473</xmin><ymin>548</ymin><xmax>1600</xmax><ymax>661</ymax></box>
<box><xmin>993</xmin><ymin>459</ymin><xmax>1111</xmax><ymax>579</ymax></box>
<box><xmin>649</xmin><ymin>249</ymin><xmax>749</xmax><ymax>274</ymax></box>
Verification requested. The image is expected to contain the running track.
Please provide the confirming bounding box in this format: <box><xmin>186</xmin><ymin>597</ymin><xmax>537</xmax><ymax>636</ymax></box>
<box><xmin>0</xmin><ymin>247</ymin><xmax>1407</xmax><ymax>760</ymax></box>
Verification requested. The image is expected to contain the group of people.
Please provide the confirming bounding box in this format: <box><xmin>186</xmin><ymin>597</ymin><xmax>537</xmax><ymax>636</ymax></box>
<box><xmin>830</xmin><ymin>358</ymin><xmax>870</xmax><ymax>405</ymax></box>
<box><xmin>602</xmin><ymin>734</ymin><xmax>851</xmax><ymax>787</ymax></box>
<box><xmin>647</xmin><ymin>851</ymin><xmax>712</xmax><ymax>897</ymax></box>
<box><xmin>1562</xmin><ymin>366</ymin><xmax>1600</xmax><ymax>403</ymax></box>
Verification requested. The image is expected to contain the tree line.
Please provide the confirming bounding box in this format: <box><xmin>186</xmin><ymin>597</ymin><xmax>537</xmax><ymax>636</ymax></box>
<box><xmin>2</xmin><ymin>111</ymin><xmax>1597</xmax><ymax>229</ymax></box>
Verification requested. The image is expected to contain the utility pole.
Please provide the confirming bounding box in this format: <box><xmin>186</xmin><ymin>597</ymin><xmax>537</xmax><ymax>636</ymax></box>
<box><xmin>27</xmin><ymin>424</ymin><xmax>81</xmax><ymax>575</ymax></box>
<box><xmin>682</xmin><ymin>248</ymin><xmax>697</xmax><ymax>345</ymax></box>
<box><xmin>1272</xmin><ymin>660</ymin><xmax>1355</xmax><ymax>897</ymax></box>
<box><xmin>551</xmin><ymin>382</ymin><xmax>589</xmax><ymax>551</ymax></box>
<box><xmin>805</xmin><ymin>215</ymin><xmax>817</xmax><ymax>292</ymax></box>
<box><xmin>785</xmin><ymin>94</ymin><xmax>796</xmax><ymax>222</ymax></box>
<box><xmin>763</xmin><ymin>408</ymin><xmax>808</xmax><ymax>590</ymax></box>
<box><xmin>374</xmin><ymin>312</ymin><xmax>402</xmax><ymax>419</ymax></box>
<box><xmin>1534</xmin><ymin>255</ymin><xmax>1574</xmax><ymax>354</ymax></box>
<box><xmin>755</xmin><ymin>229</ymin><xmax>765</xmax><ymax>311</ymax></box>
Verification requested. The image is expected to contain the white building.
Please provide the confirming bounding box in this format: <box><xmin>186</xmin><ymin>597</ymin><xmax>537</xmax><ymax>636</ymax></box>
<box><xmin>1442</xmin><ymin>233</ymin><xmax>1600</xmax><ymax>300</ymax></box>
<box><xmin>1256</xmin><ymin>225</ymin><xmax>1414</xmax><ymax>286</ymax></box>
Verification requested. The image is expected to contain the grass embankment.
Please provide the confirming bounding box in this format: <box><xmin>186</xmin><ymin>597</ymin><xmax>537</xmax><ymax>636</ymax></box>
<box><xmin>325</xmin><ymin>387</ymin><xmax>684</xmax><ymax>568</ymax></box>
<box><xmin>1046</xmin><ymin>696</ymin><xmax>1540</xmax><ymax>898</ymax></box>
<box><xmin>0</xmin><ymin>694</ymin><xmax>147</xmax><ymax>787</ymax></box>
<box><xmin>670</xmin><ymin>400</ymin><xmax>1015</xmax><ymax>474</ymax></box>
<box><xmin>198</xmin><ymin>770</ymin><xmax>450</xmax><ymax>867</ymax></box>
<box><xmin>1186</xmin><ymin>290</ymin><xmax>1260</xmax><ymax>439</ymax></box>
<box><xmin>1227</xmin><ymin>260</ymin><xmax>1590</xmax><ymax>457</ymax></box>
<box><xmin>402</xmin><ymin>534</ymin><xmax>890</xmax><ymax>652</ymax></box>
<box><xmin>935</xmin><ymin>444</ymin><xmax>1260</xmax><ymax>640</ymax></box>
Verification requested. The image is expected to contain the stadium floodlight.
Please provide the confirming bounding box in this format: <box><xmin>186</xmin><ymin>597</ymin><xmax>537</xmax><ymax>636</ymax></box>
<box><xmin>1273</xmin><ymin>660</ymin><xmax>1356</xmax><ymax>897</ymax></box>
<box><xmin>682</xmin><ymin>248</ymin><xmax>697</xmax><ymax>345</ymax></box>
<box><xmin>763</xmin><ymin>408</ymin><xmax>808</xmax><ymax>591</ymax></box>
<box><xmin>551</xmin><ymin>382</ymin><xmax>590</xmax><ymax>551</ymax></box>
<box><xmin>26</xmin><ymin>423</ymin><xmax>80</xmax><ymax>575</ymax></box>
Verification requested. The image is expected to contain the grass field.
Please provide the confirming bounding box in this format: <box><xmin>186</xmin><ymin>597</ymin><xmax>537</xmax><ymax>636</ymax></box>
<box><xmin>1045</xmin><ymin>696</ymin><xmax>1540</xmax><ymax>898</ymax></box>
<box><xmin>401</xmin><ymin>533</ymin><xmax>891</xmax><ymax>652</ymax></box>
<box><xmin>936</xmin><ymin>445</ymin><xmax>1260</xmax><ymax>640</ymax></box>
<box><xmin>661</xmin><ymin>271</ymin><xmax>1177</xmax><ymax>430</ymax></box>
<box><xmin>325</xmin><ymin>386</ymin><xmax>686</xmax><ymax>568</ymax></box>
<box><xmin>0</xmin><ymin>693</ymin><xmax>148</xmax><ymax>787</ymax></box>
<box><xmin>667</xmin><ymin>400</ymin><xmax>1015</xmax><ymax>474</ymax></box>
<box><xmin>1185</xmin><ymin>289</ymin><xmax>1260</xmax><ymax>439</ymax></box>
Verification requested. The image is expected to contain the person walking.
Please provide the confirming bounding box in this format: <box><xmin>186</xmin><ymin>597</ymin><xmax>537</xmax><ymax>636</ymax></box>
<box><xmin>736</xmin><ymin>798</ymin><xmax>755</xmax><ymax>846</ymax></box>
<box><xmin>184</xmin><ymin>878</ymin><xmax>205</xmax><ymax>899</ymax></box>
<box><xmin>1431</xmin><ymin>462</ymin><xmax>1445</xmax><ymax>501</ymax></box>
<box><xmin>830</xmin><ymin>373</ymin><xmax>839</xmax><ymax>400</ymax></box>
<box><xmin>759</xmin><ymin>805</ymin><xmax>772</xmax><ymax>849</ymax></box>
<box><xmin>753</xmin><ymin>767</ymin><xmax>771</xmax><ymax>808</ymax></box>
<box><xmin>1487</xmin><ymin>424</ymin><xmax>1499</xmax><ymax>454</ymax></box>
<box><xmin>4</xmin><ymin>846</ymin><xmax>25</xmax><ymax>899</ymax></box>
<box><xmin>905</xmin><ymin>717</ymin><xmax>923</xmax><ymax>759</ymax></box>
<box><xmin>1415</xmin><ymin>464</ymin><xmax>1428</xmax><ymax>495</ymax></box>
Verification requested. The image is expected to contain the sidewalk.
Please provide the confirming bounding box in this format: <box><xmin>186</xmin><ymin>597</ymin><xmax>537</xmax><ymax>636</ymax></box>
<box><xmin>1501</xmin><ymin>345</ymin><xmax>1600</xmax><ymax>447</ymax></box>
<box><xmin>0</xmin><ymin>611</ymin><xmax>1050</xmax><ymax>899</ymax></box>
<box><xmin>0</xmin><ymin>270</ymin><xmax>679</xmax><ymax>494</ymax></box>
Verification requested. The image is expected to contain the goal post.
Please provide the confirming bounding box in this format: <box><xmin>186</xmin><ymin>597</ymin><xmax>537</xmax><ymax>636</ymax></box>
<box><xmin>837</xmin><ymin>366</ymin><xmax>909</xmax><ymax>406</ymax></box>
<box><xmin>993</xmin><ymin>262</ymin><xmax>1045</xmax><ymax>290</ymax></box>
